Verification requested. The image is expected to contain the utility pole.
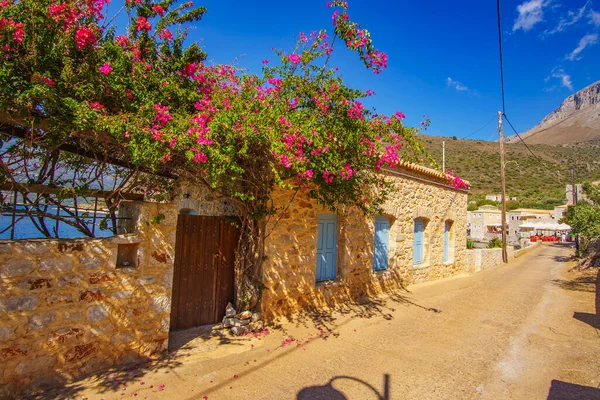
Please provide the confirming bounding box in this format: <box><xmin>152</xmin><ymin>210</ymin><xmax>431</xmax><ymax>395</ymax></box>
<box><xmin>572</xmin><ymin>168</ymin><xmax>579</xmax><ymax>254</ymax></box>
<box><xmin>498</xmin><ymin>111</ymin><xmax>508</xmax><ymax>263</ymax></box>
<box><xmin>442</xmin><ymin>141</ymin><xmax>446</xmax><ymax>174</ymax></box>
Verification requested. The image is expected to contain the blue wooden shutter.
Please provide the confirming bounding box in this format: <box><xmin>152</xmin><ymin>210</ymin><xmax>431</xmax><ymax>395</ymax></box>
<box><xmin>373</xmin><ymin>216</ymin><xmax>390</xmax><ymax>271</ymax></box>
<box><xmin>414</xmin><ymin>219</ymin><xmax>424</xmax><ymax>265</ymax></box>
<box><xmin>316</xmin><ymin>214</ymin><xmax>338</xmax><ymax>282</ymax></box>
<box><xmin>444</xmin><ymin>221</ymin><xmax>450</xmax><ymax>262</ymax></box>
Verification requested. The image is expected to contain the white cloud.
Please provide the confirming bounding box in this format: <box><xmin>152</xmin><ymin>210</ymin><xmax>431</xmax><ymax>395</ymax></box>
<box><xmin>513</xmin><ymin>0</ymin><xmax>548</xmax><ymax>32</ymax></box>
<box><xmin>590</xmin><ymin>9</ymin><xmax>600</xmax><ymax>26</ymax></box>
<box><xmin>546</xmin><ymin>67</ymin><xmax>573</xmax><ymax>90</ymax></box>
<box><xmin>566</xmin><ymin>33</ymin><xmax>598</xmax><ymax>60</ymax></box>
<box><xmin>543</xmin><ymin>2</ymin><xmax>589</xmax><ymax>36</ymax></box>
<box><xmin>446</xmin><ymin>77</ymin><xmax>472</xmax><ymax>93</ymax></box>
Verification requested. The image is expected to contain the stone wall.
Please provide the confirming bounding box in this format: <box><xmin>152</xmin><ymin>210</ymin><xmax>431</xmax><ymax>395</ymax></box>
<box><xmin>173</xmin><ymin>182</ymin><xmax>238</xmax><ymax>216</ymax></box>
<box><xmin>260</xmin><ymin>167</ymin><xmax>468</xmax><ymax>320</ymax></box>
<box><xmin>514</xmin><ymin>241</ymin><xmax>542</xmax><ymax>258</ymax></box>
<box><xmin>0</xmin><ymin>202</ymin><xmax>177</xmax><ymax>396</ymax></box>
<box><xmin>465</xmin><ymin>246</ymin><xmax>516</xmax><ymax>273</ymax></box>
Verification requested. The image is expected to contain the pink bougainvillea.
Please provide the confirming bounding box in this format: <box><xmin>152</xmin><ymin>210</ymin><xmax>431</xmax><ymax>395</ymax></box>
<box><xmin>158</xmin><ymin>28</ymin><xmax>173</xmax><ymax>41</ymax></box>
<box><xmin>75</xmin><ymin>26</ymin><xmax>96</xmax><ymax>49</ymax></box>
<box><xmin>136</xmin><ymin>16</ymin><xmax>151</xmax><ymax>32</ymax></box>
<box><xmin>98</xmin><ymin>63</ymin><xmax>113</xmax><ymax>75</ymax></box>
<box><xmin>89</xmin><ymin>101</ymin><xmax>103</xmax><ymax>111</ymax></box>
<box><xmin>287</xmin><ymin>53</ymin><xmax>301</xmax><ymax>65</ymax></box>
<box><xmin>31</xmin><ymin>73</ymin><xmax>55</xmax><ymax>88</ymax></box>
<box><xmin>152</xmin><ymin>4</ymin><xmax>165</xmax><ymax>17</ymax></box>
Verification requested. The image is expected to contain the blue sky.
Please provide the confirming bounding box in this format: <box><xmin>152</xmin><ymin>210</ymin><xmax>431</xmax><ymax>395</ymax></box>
<box><xmin>109</xmin><ymin>0</ymin><xmax>600</xmax><ymax>140</ymax></box>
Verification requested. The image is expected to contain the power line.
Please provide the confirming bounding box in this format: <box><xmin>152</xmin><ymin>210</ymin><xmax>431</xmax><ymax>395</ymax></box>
<box><xmin>503</xmin><ymin>113</ymin><xmax>566</xmax><ymax>182</ymax></box>
<box><xmin>461</xmin><ymin>114</ymin><xmax>497</xmax><ymax>139</ymax></box>
<box><xmin>495</xmin><ymin>0</ymin><xmax>565</xmax><ymax>183</ymax></box>
<box><xmin>496</xmin><ymin>0</ymin><xmax>506</xmax><ymax>114</ymax></box>
<box><xmin>502</xmin><ymin>114</ymin><xmax>543</xmax><ymax>163</ymax></box>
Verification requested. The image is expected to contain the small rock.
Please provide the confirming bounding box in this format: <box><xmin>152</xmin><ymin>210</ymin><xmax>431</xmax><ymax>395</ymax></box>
<box><xmin>16</xmin><ymin>356</ymin><xmax>56</xmax><ymax>376</ymax></box>
<box><xmin>230</xmin><ymin>326</ymin><xmax>250</xmax><ymax>336</ymax></box>
<box><xmin>0</xmin><ymin>294</ymin><xmax>38</xmax><ymax>313</ymax></box>
<box><xmin>250</xmin><ymin>312</ymin><xmax>261</xmax><ymax>322</ymax></box>
<box><xmin>47</xmin><ymin>294</ymin><xmax>74</xmax><ymax>305</ymax></box>
<box><xmin>151</xmin><ymin>295</ymin><xmax>171</xmax><ymax>315</ymax></box>
<box><xmin>136</xmin><ymin>276</ymin><xmax>157</xmax><ymax>286</ymax></box>
<box><xmin>238</xmin><ymin>311</ymin><xmax>252</xmax><ymax>320</ymax></box>
<box><xmin>163</xmin><ymin>267</ymin><xmax>174</xmax><ymax>289</ymax></box>
<box><xmin>79</xmin><ymin>256</ymin><xmax>103</xmax><ymax>270</ymax></box>
<box><xmin>160</xmin><ymin>318</ymin><xmax>170</xmax><ymax>332</ymax></box>
<box><xmin>111</xmin><ymin>333</ymin><xmax>132</xmax><ymax>345</ymax></box>
<box><xmin>230</xmin><ymin>318</ymin><xmax>249</xmax><ymax>327</ymax></box>
<box><xmin>63</xmin><ymin>311</ymin><xmax>82</xmax><ymax>322</ymax></box>
<box><xmin>1</xmin><ymin>259</ymin><xmax>34</xmax><ymax>278</ymax></box>
<box><xmin>111</xmin><ymin>290</ymin><xmax>133</xmax><ymax>299</ymax></box>
<box><xmin>58</xmin><ymin>274</ymin><xmax>82</xmax><ymax>287</ymax></box>
<box><xmin>223</xmin><ymin>317</ymin><xmax>233</xmax><ymax>328</ymax></box>
<box><xmin>87</xmin><ymin>304</ymin><xmax>109</xmax><ymax>322</ymax></box>
<box><xmin>21</xmin><ymin>243</ymin><xmax>50</xmax><ymax>255</ymax></box>
<box><xmin>40</xmin><ymin>257</ymin><xmax>73</xmax><ymax>272</ymax></box>
<box><xmin>0</xmin><ymin>326</ymin><xmax>17</xmax><ymax>342</ymax></box>
<box><xmin>249</xmin><ymin>321</ymin><xmax>264</xmax><ymax>332</ymax></box>
<box><xmin>225</xmin><ymin>302</ymin><xmax>236</xmax><ymax>317</ymax></box>
<box><xmin>28</xmin><ymin>312</ymin><xmax>55</xmax><ymax>331</ymax></box>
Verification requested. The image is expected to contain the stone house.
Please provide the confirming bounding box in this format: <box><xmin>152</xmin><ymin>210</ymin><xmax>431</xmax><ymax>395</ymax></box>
<box><xmin>467</xmin><ymin>205</ymin><xmax>503</xmax><ymax>242</ymax></box>
<box><xmin>0</xmin><ymin>162</ymin><xmax>468</xmax><ymax>395</ymax></box>
<box><xmin>260</xmin><ymin>164</ymin><xmax>468</xmax><ymax>319</ymax></box>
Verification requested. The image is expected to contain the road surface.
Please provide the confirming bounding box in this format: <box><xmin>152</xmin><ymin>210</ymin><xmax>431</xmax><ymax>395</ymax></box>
<box><xmin>52</xmin><ymin>243</ymin><xmax>600</xmax><ymax>400</ymax></box>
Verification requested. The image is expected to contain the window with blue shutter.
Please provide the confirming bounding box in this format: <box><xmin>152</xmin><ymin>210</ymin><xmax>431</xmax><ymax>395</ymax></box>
<box><xmin>414</xmin><ymin>218</ymin><xmax>424</xmax><ymax>265</ymax></box>
<box><xmin>373</xmin><ymin>216</ymin><xmax>391</xmax><ymax>271</ymax></box>
<box><xmin>444</xmin><ymin>221</ymin><xmax>450</xmax><ymax>262</ymax></box>
<box><xmin>316</xmin><ymin>214</ymin><xmax>338</xmax><ymax>282</ymax></box>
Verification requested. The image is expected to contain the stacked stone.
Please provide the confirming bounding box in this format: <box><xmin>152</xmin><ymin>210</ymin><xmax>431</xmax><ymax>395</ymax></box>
<box><xmin>221</xmin><ymin>303</ymin><xmax>263</xmax><ymax>336</ymax></box>
<box><xmin>0</xmin><ymin>202</ymin><xmax>177</xmax><ymax>397</ymax></box>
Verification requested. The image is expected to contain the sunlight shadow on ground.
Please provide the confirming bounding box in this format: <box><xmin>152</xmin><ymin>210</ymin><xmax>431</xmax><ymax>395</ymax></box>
<box><xmin>547</xmin><ymin>379</ymin><xmax>600</xmax><ymax>400</ymax></box>
<box><xmin>36</xmin><ymin>356</ymin><xmax>183</xmax><ymax>400</ymax></box>
<box><xmin>270</xmin><ymin>289</ymin><xmax>442</xmax><ymax>337</ymax></box>
<box><xmin>552</xmin><ymin>268</ymin><xmax>600</xmax><ymax>330</ymax></box>
<box><xmin>551</xmin><ymin>275</ymin><xmax>597</xmax><ymax>293</ymax></box>
<box><xmin>297</xmin><ymin>374</ymin><xmax>390</xmax><ymax>400</ymax></box>
<box><xmin>168</xmin><ymin>324</ymin><xmax>246</xmax><ymax>351</ymax></box>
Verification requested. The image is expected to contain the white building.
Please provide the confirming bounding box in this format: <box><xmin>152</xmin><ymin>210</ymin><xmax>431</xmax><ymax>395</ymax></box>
<box><xmin>467</xmin><ymin>205</ymin><xmax>504</xmax><ymax>242</ymax></box>
<box><xmin>485</xmin><ymin>194</ymin><xmax>517</xmax><ymax>202</ymax></box>
<box><xmin>565</xmin><ymin>184</ymin><xmax>587</xmax><ymax>205</ymax></box>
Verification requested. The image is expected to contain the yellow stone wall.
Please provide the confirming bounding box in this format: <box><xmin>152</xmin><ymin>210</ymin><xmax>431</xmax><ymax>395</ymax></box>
<box><xmin>0</xmin><ymin>202</ymin><xmax>177</xmax><ymax>396</ymax></box>
<box><xmin>260</xmin><ymin>168</ymin><xmax>468</xmax><ymax>320</ymax></box>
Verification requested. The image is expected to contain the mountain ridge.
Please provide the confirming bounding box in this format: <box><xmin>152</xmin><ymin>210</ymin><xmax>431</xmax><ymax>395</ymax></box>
<box><xmin>505</xmin><ymin>80</ymin><xmax>600</xmax><ymax>145</ymax></box>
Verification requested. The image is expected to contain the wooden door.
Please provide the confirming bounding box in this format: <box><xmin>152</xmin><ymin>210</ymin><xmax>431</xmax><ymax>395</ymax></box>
<box><xmin>170</xmin><ymin>215</ymin><xmax>239</xmax><ymax>330</ymax></box>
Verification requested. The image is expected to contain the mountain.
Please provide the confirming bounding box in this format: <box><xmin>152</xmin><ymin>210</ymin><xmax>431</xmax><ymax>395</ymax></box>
<box><xmin>505</xmin><ymin>80</ymin><xmax>600</xmax><ymax>145</ymax></box>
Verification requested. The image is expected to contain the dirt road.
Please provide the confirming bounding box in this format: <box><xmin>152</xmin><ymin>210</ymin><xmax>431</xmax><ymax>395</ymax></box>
<box><xmin>57</xmin><ymin>243</ymin><xmax>600</xmax><ymax>400</ymax></box>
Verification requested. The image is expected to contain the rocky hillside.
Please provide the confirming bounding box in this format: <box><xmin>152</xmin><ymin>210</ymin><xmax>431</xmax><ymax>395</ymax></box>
<box><xmin>419</xmin><ymin>135</ymin><xmax>600</xmax><ymax>209</ymax></box>
<box><xmin>505</xmin><ymin>80</ymin><xmax>600</xmax><ymax>145</ymax></box>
